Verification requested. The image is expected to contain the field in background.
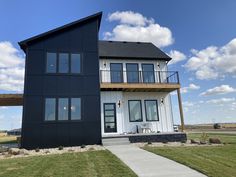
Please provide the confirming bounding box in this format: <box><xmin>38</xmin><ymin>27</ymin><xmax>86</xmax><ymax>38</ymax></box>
<box><xmin>184</xmin><ymin>123</ymin><xmax>236</xmax><ymax>132</ymax></box>
<box><xmin>144</xmin><ymin>133</ymin><xmax>236</xmax><ymax>177</ymax></box>
<box><xmin>0</xmin><ymin>133</ymin><xmax>17</xmax><ymax>144</ymax></box>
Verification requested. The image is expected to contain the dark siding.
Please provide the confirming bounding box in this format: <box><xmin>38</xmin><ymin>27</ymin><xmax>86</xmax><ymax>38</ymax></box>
<box><xmin>21</xmin><ymin>19</ymin><xmax>101</xmax><ymax>149</ymax></box>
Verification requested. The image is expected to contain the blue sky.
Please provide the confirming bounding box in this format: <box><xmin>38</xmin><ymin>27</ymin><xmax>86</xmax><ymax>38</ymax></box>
<box><xmin>0</xmin><ymin>0</ymin><xmax>236</xmax><ymax>130</ymax></box>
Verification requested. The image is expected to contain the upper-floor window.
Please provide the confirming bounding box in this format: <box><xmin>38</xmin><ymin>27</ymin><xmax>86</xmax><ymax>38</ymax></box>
<box><xmin>46</xmin><ymin>52</ymin><xmax>81</xmax><ymax>74</ymax></box>
<box><xmin>46</xmin><ymin>53</ymin><xmax>57</xmax><ymax>73</ymax></box>
<box><xmin>110</xmin><ymin>63</ymin><xmax>123</xmax><ymax>83</ymax></box>
<box><xmin>59</xmin><ymin>53</ymin><xmax>69</xmax><ymax>73</ymax></box>
<box><xmin>71</xmin><ymin>54</ymin><xmax>81</xmax><ymax>73</ymax></box>
<box><xmin>126</xmin><ymin>63</ymin><xmax>139</xmax><ymax>83</ymax></box>
<box><xmin>142</xmin><ymin>64</ymin><xmax>155</xmax><ymax>83</ymax></box>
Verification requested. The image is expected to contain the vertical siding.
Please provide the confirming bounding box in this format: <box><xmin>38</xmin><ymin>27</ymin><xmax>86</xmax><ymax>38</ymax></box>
<box><xmin>101</xmin><ymin>91</ymin><xmax>174</xmax><ymax>136</ymax></box>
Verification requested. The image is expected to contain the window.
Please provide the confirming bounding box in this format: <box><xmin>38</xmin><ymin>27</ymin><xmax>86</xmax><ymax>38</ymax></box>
<box><xmin>59</xmin><ymin>53</ymin><xmax>69</xmax><ymax>73</ymax></box>
<box><xmin>71</xmin><ymin>54</ymin><xmax>81</xmax><ymax>73</ymax></box>
<box><xmin>44</xmin><ymin>98</ymin><xmax>82</xmax><ymax>121</ymax></box>
<box><xmin>44</xmin><ymin>98</ymin><xmax>56</xmax><ymax>121</ymax></box>
<box><xmin>71</xmin><ymin>98</ymin><xmax>81</xmax><ymax>120</ymax></box>
<box><xmin>58</xmin><ymin>98</ymin><xmax>69</xmax><ymax>120</ymax></box>
<box><xmin>128</xmin><ymin>100</ymin><xmax>142</xmax><ymax>122</ymax></box>
<box><xmin>145</xmin><ymin>100</ymin><xmax>159</xmax><ymax>121</ymax></box>
<box><xmin>142</xmin><ymin>64</ymin><xmax>155</xmax><ymax>83</ymax></box>
<box><xmin>46</xmin><ymin>53</ymin><xmax>57</xmax><ymax>73</ymax></box>
<box><xmin>126</xmin><ymin>64</ymin><xmax>139</xmax><ymax>83</ymax></box>
<box><xmin>110</xmin><ymin>63</ymin><xmax>123</xmax><ymax>83</ymax></box>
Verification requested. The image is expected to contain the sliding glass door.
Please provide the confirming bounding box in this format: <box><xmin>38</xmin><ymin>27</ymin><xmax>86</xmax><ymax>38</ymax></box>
<box><xmin>142</xmin><ymin>64</ymin><xmax>155</xmax><ymax>83</ymax></box>
<box><xmin>110</xmin><ymin>63</ymin><xmax>123</xmax><ymax>83</ymax></box>
<box><xmin>126</xmin><ymin>63</ymin><xmax>139</xmax><ymax>83</ymax></box>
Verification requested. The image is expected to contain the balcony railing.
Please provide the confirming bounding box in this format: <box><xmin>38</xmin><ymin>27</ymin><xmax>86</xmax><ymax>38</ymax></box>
<box><xmin>100</xmin><ymin>70</ymin><xmax>179</xmax><ymax>84</ymax></box>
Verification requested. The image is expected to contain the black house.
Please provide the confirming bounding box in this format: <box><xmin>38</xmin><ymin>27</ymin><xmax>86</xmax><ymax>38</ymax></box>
<box><xmin>19</xmin><ymin>12</ymin><xmax>102</xmax><ymax>149</ymax></box>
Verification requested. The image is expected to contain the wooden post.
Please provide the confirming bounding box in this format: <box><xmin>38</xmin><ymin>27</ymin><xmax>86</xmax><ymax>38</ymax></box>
<box><xmin>177</xmin><ymin>88</ymin><xmax>185</xmax><ymax>132</ymax></box>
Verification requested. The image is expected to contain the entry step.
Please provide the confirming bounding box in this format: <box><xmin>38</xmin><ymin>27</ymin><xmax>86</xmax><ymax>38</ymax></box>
<box><xmin>102</xmin><ymin>137</ymin><xmax>130</xmax><ymax>146</ymax></box>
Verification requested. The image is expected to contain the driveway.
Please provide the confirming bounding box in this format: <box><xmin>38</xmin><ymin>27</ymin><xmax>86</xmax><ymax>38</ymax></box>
<box><xmin>106</xmin><ymin>144</ymin><xmax>206</xmax><ymax>177</ymax></box>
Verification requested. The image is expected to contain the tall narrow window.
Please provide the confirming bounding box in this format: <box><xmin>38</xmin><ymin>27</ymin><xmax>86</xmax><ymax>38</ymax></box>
<box><xmin>142</xmin><ymin>64</ymin><xmax>155</xmax><ymax>83</ymax></box>
<box><xmin>110</xmin><ymin>63</ymin><xmax>123</xmax><ymax>83</ymax></box>
<box><xmin>126</xmin><ymin>64</ymin><xmax>139</xmax><ymax>83</ymax></box>
<box><xmin>71</xmin><ymin>98</ymin><xmax>81</xmax><ymax>120</ymax></box>
<box><xmin>145</xmin><ymin>100</ymin><xmax>159</xmax><ymax>121</ymax></box>
<box><xmin>45</xmin><ymin>98</ymin><xmax>56</xmax><ymax>121</ymax></box>
<box><xmin>58</xmin><ymin>98</ymin><xmax>69</xmax><ymax>120</ymax></box>
<box><xmin>59</xmin><ymin>53</ymin><xmax>69</xmax><ymax>73</ymax></box>
<box><xmin>71</xmin><ymin>54</ymin><xmax>81</xmax><ymax>73</ymax></box>
<box><xmin>46</xmin><ymin>53</ymin><xmax>57</xmax><ymax>73</ymax></box>
<box><xmin>128</xmin><ymin>100</ymin><xmax>142</xmax><ymax>122</ymax></box>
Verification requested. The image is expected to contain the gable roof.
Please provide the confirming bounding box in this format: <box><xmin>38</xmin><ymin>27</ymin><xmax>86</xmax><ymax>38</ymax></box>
<box><xmin>99</xmin><ymin>40</ymin><xmax>171</xmax><ymax>61</ymax></box>
<box><xmin>19</xmin><ymin>12</ymin><xmax>102</xmax><ymax>52</ymax></box>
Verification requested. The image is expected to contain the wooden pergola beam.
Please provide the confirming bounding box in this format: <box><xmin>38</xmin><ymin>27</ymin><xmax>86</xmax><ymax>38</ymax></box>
<box><xmin>0</xmin><ymin>94</ymin><xmax>23</xmax><ymax>106</ymax></box>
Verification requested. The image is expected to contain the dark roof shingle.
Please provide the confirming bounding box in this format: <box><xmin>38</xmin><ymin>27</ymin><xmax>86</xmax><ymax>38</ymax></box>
<box><xmin>99</xmin><ymin>40</ymin><xmax>171</xmax><ymax>61</ymax></box>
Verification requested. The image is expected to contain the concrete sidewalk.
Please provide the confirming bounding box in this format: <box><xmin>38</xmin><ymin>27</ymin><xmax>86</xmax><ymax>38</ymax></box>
<box><xmin>106</xmin><ymin>145</ymin><xmax>206</xmax><ymax>177</ymax></box>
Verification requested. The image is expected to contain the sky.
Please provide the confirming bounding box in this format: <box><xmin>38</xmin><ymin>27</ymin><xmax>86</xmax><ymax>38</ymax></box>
<box><xmin>0</xmin><ymin>0</ymin><xmax>236</xmax><ymax>130</ymax></box>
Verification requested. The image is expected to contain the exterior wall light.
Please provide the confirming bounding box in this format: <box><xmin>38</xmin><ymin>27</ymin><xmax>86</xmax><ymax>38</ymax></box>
<box><xmin>118</xmin><ymin>100</ymin><xmax>121</xmax><ymax>108</ymax></box>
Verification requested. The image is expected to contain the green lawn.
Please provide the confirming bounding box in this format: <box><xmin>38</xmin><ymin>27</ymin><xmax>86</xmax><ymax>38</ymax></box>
<box><xmin>0</xmin><ymin>150</ymin><xmax>137</xmax><ymax>177</ymax></box>
<box><xmin>0</xmin><ymin>135</ymin><xmax>17</xmax><ymax>144</ymax></box>
<box><xmin>144</xmin><ymin>133</ymin><xmax>236</xmax><ymax>177</ymax></box>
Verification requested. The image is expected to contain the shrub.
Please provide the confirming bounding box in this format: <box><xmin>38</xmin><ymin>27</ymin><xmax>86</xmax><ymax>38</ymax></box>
<box><xmin>213</xmin><ymin>123</ymin><xmax>221</xmax><ymax>129</ymax></box>
<box><xmin>35</xmin><ymin>148</ymin><xmax>40</xmax><ymax>152</ymax></box>
<box><xmin>88</xmin><ymin>147</ymin><xmax>95</xmax><ymax>151</ymax></box>
<box><xmin>81</xmin><ymin>144</ymin><xmax>86</xmax><ymax>148</ymax></box>
<box><xmin>200</xmin><ymin>132</ymin><xmax>209</xmax><ymax>144</ymax></box>
<box><xmin>58</xmin><ymin>146</ymin><xmax>64</xmax><ymax>150</ymax></box>
<box><xmin>147</xmin><ymin>141</ymin><xmax>152</xmax><ymax>145</ymax></box>
<box><xmin>209</xmin><ymin>138</ymin><xmax>221</xmax><ymax>144</ymax></box>
<box><xmin>190</xmin><ymin>139</ymin><xmax>198</xmax><ymax>144</ymax></box>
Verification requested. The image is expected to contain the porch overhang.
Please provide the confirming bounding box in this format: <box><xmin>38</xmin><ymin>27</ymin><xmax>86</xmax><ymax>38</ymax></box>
<box><xmin>100</xmin><ymin>83</ymin><xmax>181</xmax><ymax>92</ymax></box>
<box><xmin>0</xmin><ymin>94</ymin><xmax>23</xmax><ymax>106</ymax></box>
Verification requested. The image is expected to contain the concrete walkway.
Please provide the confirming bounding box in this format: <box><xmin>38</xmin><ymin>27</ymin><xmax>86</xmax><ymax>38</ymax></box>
<box><xmin>106</xmin><ymin>145</ymin><xmax>206</xmax><ymax>177</ymax></box>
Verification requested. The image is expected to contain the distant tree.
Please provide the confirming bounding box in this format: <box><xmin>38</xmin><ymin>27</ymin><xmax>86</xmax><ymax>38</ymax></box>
<box><xmin>213</xmin><ymin>123</ymin><xmax>221</xmax><ymax>129</ymax></box>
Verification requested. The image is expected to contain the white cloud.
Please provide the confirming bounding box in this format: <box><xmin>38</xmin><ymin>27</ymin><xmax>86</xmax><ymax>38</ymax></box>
<box><xmin>108</xmin><ymin>11</ymin><xmax>154</xmax><ymax>26</ymax></box>
<box><xmin>206</xmin><ymin>97</ymin><xmax>235</xmax><ymax>104</ymax></box>
<box><xmin>181</xmin><ymin>83</ymin><xmax>200</xmax><ymax>93</ymax></box>
<box><xmin>171</xmin><ymin>83</ymin><xmax>200</xmax><ymax>95</ymax></box>
<box><xmin>168</xmin><ymin>50</ymin><xmax>186</xmax><ymax>65</ymax></box>
<box><xmin>200</xmin><ymin>85</ymin><xmax>236</xmax><ymax>96</ymax></box>
<box><xmin>104</xmin><ymin>11</ymin><xmax>174</xmax><ymax>48</ymax></box>
<box><xmin>0</xmin><ymin>41</ymin><xmax>24</xmax><ymax>92</ymax></box>
<box><xmin>184</xmin><ymin>38</ymin><xmax>236</xmax><ymax>80</ymax></box>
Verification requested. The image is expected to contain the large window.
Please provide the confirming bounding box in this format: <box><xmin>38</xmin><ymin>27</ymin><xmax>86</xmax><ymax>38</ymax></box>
<box><xmin>59</xmin><ymin>53</ymin><xmax>69</xmax><ymax>73</ymax></box>
<box><xmin>145</xmin><ymin>100</ymin><xmax>159</xmax><ymax>121</ymax></box>
<box><xmin>71</xmin><ymin>54</ymin><xmax>81</xmax><ymax>73</ymax></box>
<box><xmin>46</xmin><ymin>53</ymin><xmax>57</xmax><ymax>73</ymax></box>
<box><xmin>110</xmin><ymin>63</ymin><xmax>123</xmax><ymax>83</ymax></box>
<box><xmin>46</xmin><ymin>52</ymin><xmax>81</xmax><ymax>74</ymax></box>
<box><xmin>128</xmin><ymin>100</ymin><xmax>142</xmax><ymax>122</ymax></box>
<box><xmin>44</xmin><ymin>98</ymin><xmax>56</xmax><ymax>121</ymax></box>
<box><xmin>71</xmin><ymin>98</ymin><xmax>81</xmax><ymax>120</ymax></box>
<box><xmin>58</xmin><ymin>98</ymin><xmax>69</xmax><ymax>120</ymax></box>
<box><xmin>126</xmin><ymin>63</ymin><xmax>139</xmax><ymax>83</ymax></box>
<box><xmin>142</xmin><ymin>64</ymin><xmax>155</xmax><ymax>83</ymax></box>
<box><xmin>44</xmin><ymin>98</ymin><xmax>81</xmax><ymax>121</ymax></box>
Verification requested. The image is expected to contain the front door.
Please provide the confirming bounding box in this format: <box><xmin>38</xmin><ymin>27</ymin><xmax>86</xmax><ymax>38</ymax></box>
<box><xmin>104</xmin><ymin>103</ymin><xmax>117</xmax><ymax>133</ymax></box>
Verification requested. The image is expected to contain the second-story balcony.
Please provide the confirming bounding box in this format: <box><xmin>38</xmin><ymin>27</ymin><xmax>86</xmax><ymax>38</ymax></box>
<box><xmin>100</xmin><ymin>70</ymin><xmax>180</xmax><ymax>92</ymax></box>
